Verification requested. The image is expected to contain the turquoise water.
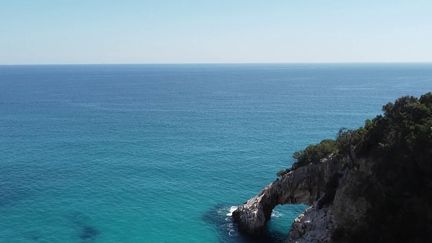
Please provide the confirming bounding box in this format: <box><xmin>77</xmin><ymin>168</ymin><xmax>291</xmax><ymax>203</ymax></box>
<box><xmin>1</xmin><ymin>64</ymin><xmax>432</xmax><ymax>242</ymax></box>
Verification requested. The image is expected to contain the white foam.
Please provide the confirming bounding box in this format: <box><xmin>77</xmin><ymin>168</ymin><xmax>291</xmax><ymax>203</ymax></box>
<box><xmin>226</xmin><ymin>206</ymin><xmax>238</xmax><ymax>216</ymax></box>
<box><xmin>228</xmin><ymin>229</ymin><xmax>237</xmax><ymax>236</ymax></box>
<box><xmin>271</xmin><ymin>210</ymin><xmax>283</xmax><ymax>218</ymax></box>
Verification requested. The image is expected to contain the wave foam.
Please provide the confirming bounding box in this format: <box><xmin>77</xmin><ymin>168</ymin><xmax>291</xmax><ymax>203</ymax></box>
<box><xmin>271</xmin><ymin>210</ymin><xmax>283</xmax><ymax>218</ymax></box>
<box><xmin>226</xmin><ymin>206</ymin><xmax>238</xmax><ymax>216</ymax></box>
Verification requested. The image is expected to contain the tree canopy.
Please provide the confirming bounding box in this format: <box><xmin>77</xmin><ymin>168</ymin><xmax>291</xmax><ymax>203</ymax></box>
<box><xmin>290</xmin><ymin>92</ymin><xmax>432</xmax><ymax>242</ymax></box>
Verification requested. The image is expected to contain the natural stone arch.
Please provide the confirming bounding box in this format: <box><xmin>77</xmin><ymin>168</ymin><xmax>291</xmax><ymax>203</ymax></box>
<box><xmin>232</xmin><ymin>156</ymin><xmax>340</xmax><ymax>234</ymax></box>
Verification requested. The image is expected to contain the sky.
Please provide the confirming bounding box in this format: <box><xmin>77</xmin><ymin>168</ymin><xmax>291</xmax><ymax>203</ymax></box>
<box><xmin>1</xmin><ymin>0</ymin><xmax>432</xmax><ymax>64</ymax></box>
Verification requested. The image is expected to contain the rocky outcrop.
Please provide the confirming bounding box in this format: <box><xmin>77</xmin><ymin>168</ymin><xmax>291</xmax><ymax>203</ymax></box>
<box><xmin>287</xmin><ymin>205</ymin><xmax>334</xmax><ymax>243</ymax></box>
<box><xmin>233</xmin><ymin>93</ymin><xmax>432</xmax><ymax>243</ymax></box>
<box><xmin>232</xmin><ymin>155</ymin><xmax>342</xmax><ymax>233</ymax></box>
<box><xmin>232</xmin><ymin>155</ymin><xmax>372</xmax><ymax>242</ymax></box>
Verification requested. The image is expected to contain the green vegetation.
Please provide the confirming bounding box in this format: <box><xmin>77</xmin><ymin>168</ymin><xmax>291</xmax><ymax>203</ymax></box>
<box><xmin>290</xmin><ymin>92</ymin><xmax>432</xmax><ymax>242</ymax></box>
<box><xmin>276</xmin><ymin>168</ymin><xmax>290</xmax><ymax>177</ymax></box>
<box><xmin>351</xmin><ymin>92</ymin><xmax>432</xmax><ymax>243</ymax></box>
<box><xmin>292</xmin><ymin>93</ymin><xmax>432</xmax><ymax>171</ymax></box>
<box><xmin>291</xmin><ymin>139</ymin><xmax>337</xmax><ymax>169</ymax></box>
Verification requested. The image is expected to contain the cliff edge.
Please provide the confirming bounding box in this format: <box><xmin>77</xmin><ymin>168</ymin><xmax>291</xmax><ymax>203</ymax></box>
<box><xmin>233</xmin><ymin>93</ymin><xmax>432</xmax><ymax>243</ymax></box>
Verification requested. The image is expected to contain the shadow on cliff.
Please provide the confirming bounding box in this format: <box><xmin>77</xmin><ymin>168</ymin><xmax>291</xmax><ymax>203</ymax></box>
<box><xmin>202</xmin><ymin>203</ymin><xmax>288</xmax><ymax>243</ymax></box>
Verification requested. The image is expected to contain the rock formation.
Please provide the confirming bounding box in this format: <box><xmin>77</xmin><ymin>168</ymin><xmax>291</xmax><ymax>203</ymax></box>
<box><xmin>232</xmin><ymin>155</ymin><xmax>340</xmax><ymax>235</ymax></box>
<box><xmin>233</xmin><ymin>149</ymin><xmax>389</xmax><ymax>242</ymax></box>
<box><xmin>232</xmin><ymin>93</ymin><xmax>432</xmax><ymax>243</ymax></box>
<box><xmin>233</xmin><ymin>154</ymin><xmax>355</xmax><ymax>242</ymax></box>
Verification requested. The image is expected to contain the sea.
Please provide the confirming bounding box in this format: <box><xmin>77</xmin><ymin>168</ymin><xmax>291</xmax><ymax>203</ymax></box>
<box><xmin>1</xmin><ymin>64</ymin><xmax>431</xmax><ymax>243</ymax></box>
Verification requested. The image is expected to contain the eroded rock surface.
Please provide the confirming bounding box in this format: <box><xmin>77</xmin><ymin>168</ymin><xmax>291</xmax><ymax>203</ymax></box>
<box><xmin>232</xmin><ymin>155</ymin><xmax>343</xmax><ymax>235</ymax></box>
<box><xmin>233</xmin><ymin>93</ymin><xmax>432</xmax><ymax>243</ymax></box>
<box><xmin>287</xmin><ymin>205</ymin><xmax>334</xmax><ymax>243</ymax></box>
<box><xmin>232</xmin><ymin>155</ymin><xmax>371</xmax><ymax>242</ymax></box>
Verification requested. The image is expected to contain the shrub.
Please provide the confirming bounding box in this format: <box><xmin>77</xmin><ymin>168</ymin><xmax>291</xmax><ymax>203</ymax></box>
<box><xmin>292</xmin><ymin>139</ymin><xmax>337</xmax><ymax>169</ymax></box>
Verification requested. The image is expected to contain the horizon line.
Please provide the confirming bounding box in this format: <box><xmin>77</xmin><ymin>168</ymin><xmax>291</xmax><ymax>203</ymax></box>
<box><xmin>1</xmin><ymin>61</ymin><xmax>432</xmax><ymax>66</ymax></box>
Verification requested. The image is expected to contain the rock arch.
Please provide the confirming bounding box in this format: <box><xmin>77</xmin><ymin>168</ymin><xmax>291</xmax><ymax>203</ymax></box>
<box><xmin>232</xmin><ymin>157</ymin><xmax>339</xmax><ymax>234</ymax></box>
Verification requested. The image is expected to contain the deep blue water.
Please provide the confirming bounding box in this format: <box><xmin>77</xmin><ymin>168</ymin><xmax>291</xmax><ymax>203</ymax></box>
<box><xmin>1</xmin><ymin>64</ymin><xmax>431</xmax><ymax>242</ymax></box>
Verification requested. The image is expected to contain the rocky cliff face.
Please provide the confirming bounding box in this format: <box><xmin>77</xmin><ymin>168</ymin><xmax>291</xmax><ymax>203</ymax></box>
<box><xmin>232</xmin><ymin>154</ymin><xmax>374</xmax><ymax>242</ymax></box>
<box><xmin>232</xmin><ymin>93</ymin><xmax>432</xmax><ymax>243</ymax></box>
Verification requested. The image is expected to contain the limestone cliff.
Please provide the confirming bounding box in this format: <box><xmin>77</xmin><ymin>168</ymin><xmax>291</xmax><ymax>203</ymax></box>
<box><xmin>233</xmin><ymin>154</ymin><xmax>365</xmax><ymax>242</ymax></box>
<box><xmin>232</xmin><ymin>155</ymin><xmax>340</xmax><ymax>235</ymax></box>
<box><xmin>232</xmin><ymin>93</ymin><xmax>432</xmax><ymax>243</ymax></box>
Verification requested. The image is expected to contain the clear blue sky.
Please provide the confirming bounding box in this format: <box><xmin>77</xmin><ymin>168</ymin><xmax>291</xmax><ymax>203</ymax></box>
<box><xmin>1</xmin><ymin>0</ymin><xmax>432</xmax><ymax>64</ymax></box>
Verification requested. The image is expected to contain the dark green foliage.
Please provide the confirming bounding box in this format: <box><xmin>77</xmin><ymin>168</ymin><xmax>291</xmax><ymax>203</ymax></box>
<box><xmin>349</xmin><ymin>92</ymin><xmax>432</xmax><ymax>243</ymax></box>
<box><xmin>292</xmin><ymin>92</ymin><xmax>432</xmax><ymax>243</ymax></box>
<box><xmin>336</xmin><ymin>128</ymin><xmax>365</xmax><ymax>158</ymax></box>
<box><xmin>292</xmin><ymin>139</ymin><xmax>337</xmax><ymax>169</ymax></box>
<box><xmin>358</xmin><ymin>94</ymin><xmax>432</xmax><ymax>156</ymax></box>
<box><xmin>276</xmin><ymin>168</ymin><xmax>291</xmax><ymax>177</ymax></box>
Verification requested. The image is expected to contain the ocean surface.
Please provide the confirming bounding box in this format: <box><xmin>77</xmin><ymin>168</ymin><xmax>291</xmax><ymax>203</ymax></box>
<box><xmin>1</xmin><ymin>64</ymin><xmax>431</xmax><ymax>243</ymax></box>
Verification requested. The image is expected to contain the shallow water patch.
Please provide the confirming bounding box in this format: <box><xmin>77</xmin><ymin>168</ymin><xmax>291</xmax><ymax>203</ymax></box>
<box><xmin>267</xmin><ymin>204</ymin><xmax>308</xmax><ymax>238</ymax></box>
